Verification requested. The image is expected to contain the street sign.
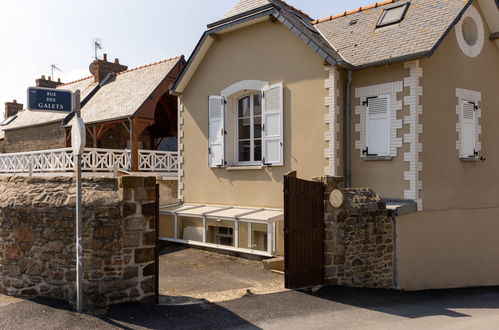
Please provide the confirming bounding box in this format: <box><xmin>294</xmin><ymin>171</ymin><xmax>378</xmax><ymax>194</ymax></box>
<box><xmin>27</xmin><ymin>86</ymin><xmax>73</xmax><ymax>112</ymax></box>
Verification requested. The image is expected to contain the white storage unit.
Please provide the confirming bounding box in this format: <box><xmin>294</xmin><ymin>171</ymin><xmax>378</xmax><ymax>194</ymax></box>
<box><xmin>159</xmin><ymin>204</ymin><xmax>283</xmax><ymax>257</ymax></box>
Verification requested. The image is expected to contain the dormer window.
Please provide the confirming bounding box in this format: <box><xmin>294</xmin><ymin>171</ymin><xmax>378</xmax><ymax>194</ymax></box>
<box><xmin>376</xmin><ymin>3</ymin><xmax>410</xmax><ymax>28</ymax></box>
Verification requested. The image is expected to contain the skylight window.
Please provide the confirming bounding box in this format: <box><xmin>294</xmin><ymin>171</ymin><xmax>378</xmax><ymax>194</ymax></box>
<box><xmin>1</xmin><ymin>115</ymin><xmax>17</xmax><ymax>126</ymax></box>
<box><xmin>376</xmin><ymin>3</ymin><xmax>410</xmax><ymax>28</ymax></box>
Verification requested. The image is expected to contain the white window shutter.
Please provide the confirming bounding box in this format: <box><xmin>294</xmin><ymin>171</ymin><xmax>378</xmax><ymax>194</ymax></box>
<box><xmin>365</xmin><ymin>96</ymin><xmax>390</xmax><ymax>157</ymax></box>
<box><xmin>262</xmin><ymin>83</ymin><xmax>283</xmax><ymax>166</ymax></box>
<box><xmin>208</xmin><ymin>96</ymin><xmax>225</xmax><ymax>167</ymax></box>
<box><xmin>462</xmin><ymin>101</ymin><xmax>476</xmax><ymax>158</ymax></box>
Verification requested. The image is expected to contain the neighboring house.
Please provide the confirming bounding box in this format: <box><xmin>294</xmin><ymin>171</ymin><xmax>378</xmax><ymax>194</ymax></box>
<box><xmin>165</xmin><ymin>0</ymin><xmax>499</xmax><ymax>290</ymax></box>
<box><xmin>1</xmin><ymin>54</ymin><xmax>185</xmax><ymax>172</ymax></box>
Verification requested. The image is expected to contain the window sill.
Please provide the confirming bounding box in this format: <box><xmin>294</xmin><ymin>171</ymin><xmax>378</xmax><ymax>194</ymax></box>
<box><xmin>460</xmin><ymin>157</ymin><xmax>479</xmax><ymax>162</ymax></box>
<box><xmin>363</xmin><ymin>156</ymin><xmax>393</xmax><ymax>161</ymax></box>
<box><xmin>226</xmin><ymin>166</ymin><xmax>263</xmax><ymax>171</ymax></box>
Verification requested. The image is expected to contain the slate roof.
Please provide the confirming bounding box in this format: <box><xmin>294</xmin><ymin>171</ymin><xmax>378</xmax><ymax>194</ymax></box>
<box><xmin>3</xmin><ymin>56</ymin><xmax>183</xmax><ymax>130</ymax></box>
<box><xmin>77</xmin><ymin>57</ymin><xmax>181</xmax><ymax>125</ymax></box>
<box><xmin>313</xmin><ymin>0</ymin><xmax>472</xmax><ymax>68</ymax></box>
<box><xmin>219</xmin><ymin>0</ymin><xmax>474</xmax><ymax>69</ymax></box>
<box><xmin>222</xmin><ymin>0</ymin><xmax>311</xmax><ymax>20</ymax></box>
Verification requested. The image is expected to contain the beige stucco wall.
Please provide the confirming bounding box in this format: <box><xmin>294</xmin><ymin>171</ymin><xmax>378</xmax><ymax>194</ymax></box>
<box><xmin>397</xmin><ymin>3</ymin><xmax>499</xmax><ymax>290</ymax></box>
<box><xmin>419</xmin><ymin>2</ymin><xmax>499</xmax><ymax>211</ymax></box>
<box><xmin>181</xmin><ymin>19</ymin><xmax>329</xmax><ymax>209</ymax></box>
<box><xmin>349</xmin><ymin>63</ymin><xmax>409</xmax><ymax>198</ymax></box>
<box><xmin>397</xmin><ymin>209</ymin><xmax>499</xmax><ymax>290</ymax></box>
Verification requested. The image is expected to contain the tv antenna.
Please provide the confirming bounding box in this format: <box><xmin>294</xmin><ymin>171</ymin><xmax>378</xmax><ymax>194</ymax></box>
<box><xmin>93</xmin><ymin>38</ymin><xmax>103</xmax><ymax>60</ymax></box>
<box><xmin>50</xmin><ymin>64</ymin><xmax>62</xmax><ymax>79</ymax></box>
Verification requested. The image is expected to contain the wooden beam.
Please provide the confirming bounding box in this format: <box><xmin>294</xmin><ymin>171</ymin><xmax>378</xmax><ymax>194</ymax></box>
<box><xmin>490</xmin><ymin>32</ymin><xmax>499</xmax><ymax>40</ymax></box>
<box><xmin>131</xmin><ymin>118</ymin><xmax>151</xmax><ymax>171</ymax></box>
<box><xmin>121</xmin><ymin>121</ymin><xmax>130</xmax><ymax>134</ymax></box>
<box><xmin>92</xmin><ymin>125</ymin><xmax>98</xmax><ymax>148</ymax></box>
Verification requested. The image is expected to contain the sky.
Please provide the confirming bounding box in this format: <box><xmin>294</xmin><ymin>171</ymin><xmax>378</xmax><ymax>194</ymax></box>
<box><xmin>0</xmin><ymin>0</ymin><xmax>375</xmax><ymax>108</ymax></box>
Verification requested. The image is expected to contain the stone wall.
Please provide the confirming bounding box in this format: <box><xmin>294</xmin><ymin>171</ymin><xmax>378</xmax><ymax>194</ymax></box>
<box><xmin>5</xmin><ymin>122</ymin><xmax>65</xmax><ymax>153</ymax></box>
<box><xmin>0</xmin><ymin>176</ymin><xmax>157</xmax><ymax>311</ymax></box>
<box><xmin>324</xmin><ymin>177</ymin><xmax>394</xmax><ymax>289</ymax></box>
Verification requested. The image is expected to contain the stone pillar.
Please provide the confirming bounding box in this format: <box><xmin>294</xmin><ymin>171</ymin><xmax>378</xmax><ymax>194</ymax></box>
<box><xmin>323</xmin><ymin>176</ymin><xmax>394</xmax><ymax>289</ymax></box>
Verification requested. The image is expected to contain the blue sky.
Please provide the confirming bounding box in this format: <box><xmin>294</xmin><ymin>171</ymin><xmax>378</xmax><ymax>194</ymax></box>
<box><xmin>0</xmin><ymin>0</ymin><xmax>374</xmax><ymax>107</ymax></box>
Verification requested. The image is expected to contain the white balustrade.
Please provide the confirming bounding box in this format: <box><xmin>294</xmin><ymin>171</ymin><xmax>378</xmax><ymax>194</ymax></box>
<box><xmin>138</xmin><ymin>150</ymin><xmax>179</xmax><ymax>172</ymax></box>
<box><xmin>0</xmin><ymin>148</ymin><xmax>178</xmax><ymax>174</ymax></box>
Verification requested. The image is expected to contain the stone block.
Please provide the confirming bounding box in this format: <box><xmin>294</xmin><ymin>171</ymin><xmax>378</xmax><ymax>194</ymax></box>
<box><xmin>141</xmin><ymin>203</ymin><xmax>156</xmax><ymax>216</ymax></box>
<box><xmin>14</xmin><ymin>226</ymin><xmax>34</xmax><ymax>242</ymax></box>
<box><xmin>125</xmin><ymin>217</ymin><xmax>146</xmax><ymax>231</ymax></box>
<box><xmin>142</xmin><ymin>263</ymin><xmax>155</xmax><ymax>276</ymax></box>
<box><xmin>123</xmin><ymin>266</ymin><xmax>138</xmax><ymax>280</ymax></box>
<box><xmin>123</xmin><ymin>202</ymin><xmax>137</xmax><ymax>217</ymax></box>
<box><xmin>142</xmin><ymin>232</ymin><xmax>156</xmax><ymax>246</ymax></box>
<box><xmin>119</xmin><ymin>176</ymin><xmax>144</xmax><ymax>189</ymax></box>
<box><xmin>135</xmin><ymin>248</ymin><xmax>155</xmax><ymax>264</ymax></box>
<box><xmin>123</xmin><ymin>232</ymin><xmax>141</xmax><ymax>248</ymax></box>
<box><xmin>93</xmin><ymin>226</ymin><xmax>115</xmax><ymax>239</ymax></box>
<box><xmin>143</xmin><ymin>177</ymin><xmax>156</xmax><ymax>187</ymax></box>
<box><xmin>134</xmin><ymin>188</ymin><xmax>149</xmax><ymax>201</ymax></box>
<box><xmin>4</xmin><ymin>243</ymin><xmax>22</xmax><ymax>260</ymax></box>
<box><xmin>140</xmin><ymin>278</ymin><xmax>155</xmax><ymax>294</ymax></box>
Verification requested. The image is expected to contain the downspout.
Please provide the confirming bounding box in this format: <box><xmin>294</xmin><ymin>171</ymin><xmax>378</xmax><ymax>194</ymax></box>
<box><xmin>390</xmin><ymin>212</ymin><xmax>399</xmax><ymax>290</ymax></box>
<box><xmin>344</xmin><ymin>70</ymin><xmax>353</xmax><ymax>187</ymax></box>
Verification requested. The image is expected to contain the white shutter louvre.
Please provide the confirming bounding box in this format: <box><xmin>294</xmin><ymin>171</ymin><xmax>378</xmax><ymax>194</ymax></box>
<box><xmin>365</xmin><ymin>96</ymin><xmax>390</xmax><ymax>157</ymax></box>
<box><xmin>462</xmin><ymin>101</ymin><xmax>476</xmax><ymax>158</ymax></box>
<box><xmin>262</xmin><ymin>83</ymin><xmax>283</xmax><ymax>166</ymax></box>
<box><xmin>208</xmin><ymin>96</ymin><xmax>225</xmax><ymax>167</ymax></box>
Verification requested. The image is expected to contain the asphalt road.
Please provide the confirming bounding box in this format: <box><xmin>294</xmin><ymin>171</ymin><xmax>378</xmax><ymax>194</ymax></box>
<box><xmin>1</xmin><ymin>286</ymin><xmax>499</xmax><ymax>329</ymax></box>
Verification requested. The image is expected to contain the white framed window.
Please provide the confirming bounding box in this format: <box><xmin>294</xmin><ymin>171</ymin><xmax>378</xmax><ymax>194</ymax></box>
<box><xmin>209</xmin><ymin>81</ymin><xmax>283</xmax><ymax>168</ymax></box>
<box><xmin>460</xmin><ymin>100</ymin><xmax>478</xmax><ymax>159</ymax></box>
<box><xmin>362</xmin><ymin>95</ymin><xmax>391</xmax><ymax>157</ymax></box>
<box><xmin>236</xmin><ymin>94</ymin><xmax>262</xmax><ymax>165</ymax></box>
<box><xmin>456</xmin><ymin>88</ymin><xmax>481</xmax><ymax>160</ymax></box>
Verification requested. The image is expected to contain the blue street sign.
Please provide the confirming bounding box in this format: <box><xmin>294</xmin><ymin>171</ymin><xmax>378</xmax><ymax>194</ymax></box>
<box><xmin>27</xmin><ymin>87</ymin><xmax>73</xmax><ymax>112</ymax></box>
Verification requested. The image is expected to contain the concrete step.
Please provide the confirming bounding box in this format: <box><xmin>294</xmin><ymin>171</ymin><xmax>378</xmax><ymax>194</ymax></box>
<box><xmin>262</xmin><ymin>257</ymin><xmax>284</xmax><ymax>272</ymax></box>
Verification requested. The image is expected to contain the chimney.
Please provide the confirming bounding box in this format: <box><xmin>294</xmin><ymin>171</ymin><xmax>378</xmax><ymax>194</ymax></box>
<box><xmin>36</xmin><ymin>75</ymin><xmax>63</xmax><ymax>88</ymax></box>
<box><xmin>89</xmin><ymin>53</ymin><xmax>128</xmax><ymax>83</ymax></box>
<box><xmin>4</xmin><ymin>100</ymin><xmax>23</xmax><ymax>119</ymax></box>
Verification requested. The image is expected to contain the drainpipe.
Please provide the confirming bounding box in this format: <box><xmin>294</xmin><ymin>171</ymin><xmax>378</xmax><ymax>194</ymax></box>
<box><xmin>390</xmin><ymin>212</ymin><xmax>400</xmax><ymax>290</ymax></box>
<box><xmin>344</xmin><ymin>70</ymin><xmax>353</xmax><ymax>187</ymax></box>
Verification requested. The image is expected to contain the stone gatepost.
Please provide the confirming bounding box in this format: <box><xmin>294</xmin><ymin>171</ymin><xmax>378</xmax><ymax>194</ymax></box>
<box><xmin>323</xmin><ymin>176</ymin><xmax>394</xmax><ymax>289</ymax></box>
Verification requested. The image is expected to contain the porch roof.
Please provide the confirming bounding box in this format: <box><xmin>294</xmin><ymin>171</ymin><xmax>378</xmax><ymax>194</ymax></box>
<box><xmin>160</xmin><ymin>204</ymin><xmax>284</xmax><ymax>223</ymax></box>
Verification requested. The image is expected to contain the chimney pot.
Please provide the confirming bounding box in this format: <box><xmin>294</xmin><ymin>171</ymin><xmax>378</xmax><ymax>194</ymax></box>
<box><xmin>114</xmin><ymin>58</ymin><xmax>120</xmax><ymax>64</ymax></box>
<box><xmin>36</xmin><ymin>75</ymin><xmax>63</xmax><ymax>88</ymax></box>
<box><xmin>41</xmin><ymin>75</ymin><xmax>46</xmax><ymax>80</ymax></box>
<box><xmin>57</xmin><ymin>78</ymin><xmax>61</xmax><ymax>83</ymax></box>
<box><xmin>103</xmin><ymin>53</ymin><xmax>108</xmax><ymax>61</ymax></box>
<box><xmin>48</xmin><ymin>76</ymin><xmax>52</xmax><ymax>81</ymax></box>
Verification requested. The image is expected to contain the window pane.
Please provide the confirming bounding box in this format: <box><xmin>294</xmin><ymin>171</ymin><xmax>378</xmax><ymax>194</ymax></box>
<box><xmin>238</xmin><ymin>96</ymin><xmax>251</xmax><ymax>118</ymax></box>
<box><xmin>239</xmin><ymin>140</ymin><xmax>251</xmax><ymax>162</ymax></box>
<box><xmin>178</xmin><ymin>217</ymin><xmax>203</xmax><ymax>242</ymax></box>
<box><xmin>253</xmin><ymin>94</ymin><xmax>262</xmax><ymax>116</ymax></box>
<box><xmin>254</xmin><ymin>139</ymin><xmax>262</xmax><ymax>161</ymax></box>
<box><xmin>207</xmin><ymin>219</ymin><xmax>234</xmax><ymax>247</ymax></box>
<box><xmin>238</xmin><ymin>118</ymin><xmax>251</xmax><ymax>140</ymax></box>
<box><xmin>239</xmin><ymin>222</ymin><xmax>268</xmax><ymax>251</ymax></box>
<box><xmin>253</xmin><ymin>116</ymin><xmax>262</xmax><ymax>139</ymax></box>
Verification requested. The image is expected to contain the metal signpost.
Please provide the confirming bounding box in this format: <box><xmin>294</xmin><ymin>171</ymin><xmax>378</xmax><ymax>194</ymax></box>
<box><xmin>28</xmin><ymin>87</ymin><xmax>85</xmax><ymax>313</ymax></box>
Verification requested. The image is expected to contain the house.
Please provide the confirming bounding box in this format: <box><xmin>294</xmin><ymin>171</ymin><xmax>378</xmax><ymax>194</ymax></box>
<box><xmin>164</xmin><ymin>0</ymin><xmax>499</xmax><ymax>290</ymax></box>
<box><xmin>1</xmin><ymin>54</ymin><xmax>185</xmax><ymax>173</ymax></box>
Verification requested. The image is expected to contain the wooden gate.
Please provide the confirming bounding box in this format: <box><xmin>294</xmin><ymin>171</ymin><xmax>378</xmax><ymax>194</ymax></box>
<box><xmin>284</xmin><ymin>172</ymin><xmax>325</xmax><ymax>289</ymax></box>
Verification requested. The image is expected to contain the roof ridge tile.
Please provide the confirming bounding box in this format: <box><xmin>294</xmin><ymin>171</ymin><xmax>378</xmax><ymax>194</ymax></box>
<box><xmin>312</xmin><ymin>0</ymin><xmax>401</xmax><ymax>24</ymax></box>
<box><xmin>114</xmin><ymin>55</ymin><xmax>183</xmax><ymax>76</ymax></box>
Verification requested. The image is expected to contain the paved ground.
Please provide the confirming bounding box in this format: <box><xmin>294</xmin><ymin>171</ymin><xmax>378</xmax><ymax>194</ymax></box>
<box><xmin>158</xmin><ymin>243</ymin><xmax>285</xmax><ymax>303</ymax></box>
<box><xmin>1</xmin><ymin>286</ymin><xmax>499</xmax><ymax>329</ymax></box>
